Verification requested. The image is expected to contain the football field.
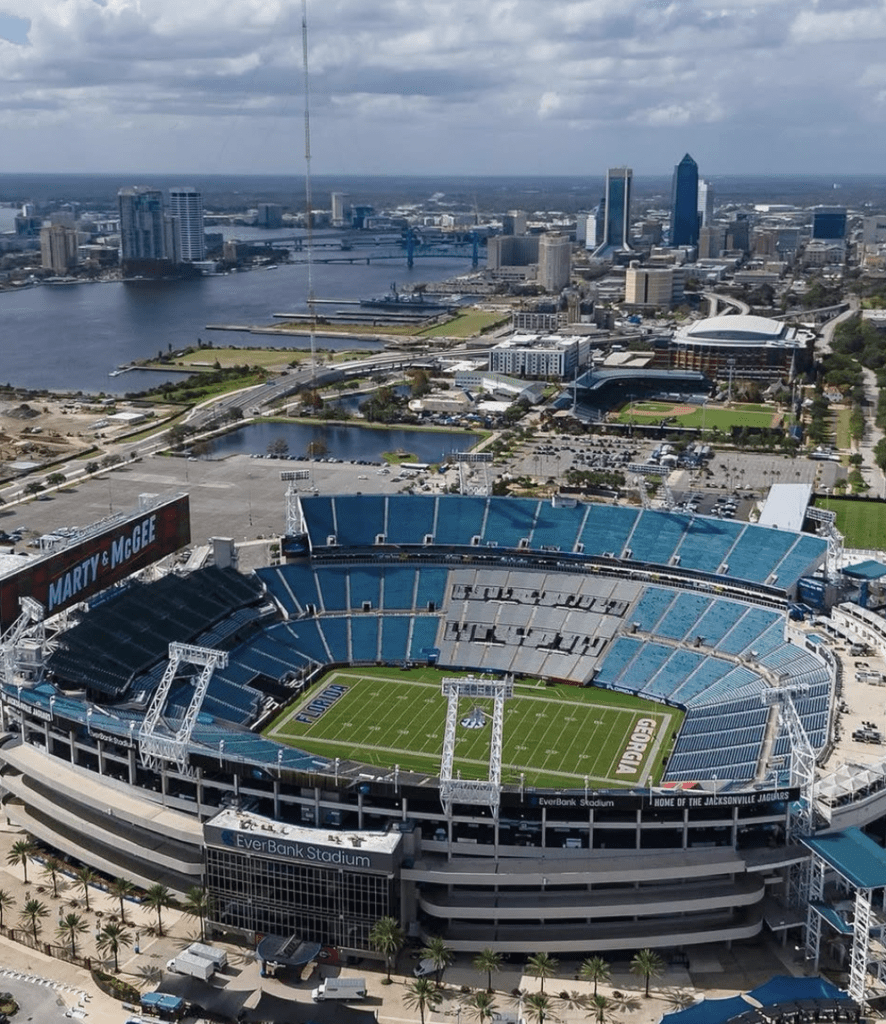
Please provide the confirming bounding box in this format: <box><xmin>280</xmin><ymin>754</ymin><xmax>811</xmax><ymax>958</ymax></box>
<box><xmin>264</xmin><ymin>666</ymin><xmax>681</xmax><ymax>789</ymax></box>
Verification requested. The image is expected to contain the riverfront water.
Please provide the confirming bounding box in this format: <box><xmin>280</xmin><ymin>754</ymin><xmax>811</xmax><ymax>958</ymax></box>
<box><xmin>0</xmin><ymin>257</ymin><xmax>473</xmax><ymax>395</ymax></box>
<box><xmin>209</xmin><ymin>421</ymin><xmax>480</xmax><ymax>462</ymax></box>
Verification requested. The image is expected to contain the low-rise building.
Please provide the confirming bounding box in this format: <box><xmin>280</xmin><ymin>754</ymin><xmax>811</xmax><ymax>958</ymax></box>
<box><xmin>488</xmin><ymin>333</ymin><xmax>591</xmax><ymax>380</ymax></box>
<box><xmin>624</xmin><ymin>263</ymin><xmax>685</xmax><ymax>308</ymax></box>
<box><xmin>454</xmin><ymin>370</ymin><xmax>545</xmax><ymax>404</ymax></box>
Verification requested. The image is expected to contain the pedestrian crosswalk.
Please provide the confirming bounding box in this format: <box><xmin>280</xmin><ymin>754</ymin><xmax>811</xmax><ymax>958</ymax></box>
<box><xmin>0</xmin><ymin>966</ymin><xmax>89</xmax><ymax>1003</ymax></box>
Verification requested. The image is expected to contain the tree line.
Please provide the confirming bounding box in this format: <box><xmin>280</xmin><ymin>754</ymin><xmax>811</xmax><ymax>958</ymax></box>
<box><xmin>369</xmin><ymin>915</ymin><xmax>666</xmax><ymax>1024</ymax></box>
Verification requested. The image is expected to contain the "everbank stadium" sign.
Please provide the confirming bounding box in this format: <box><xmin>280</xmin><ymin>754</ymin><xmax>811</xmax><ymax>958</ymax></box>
<box><xmin>204</xmin><ymin>815</ymin><xmax>402</xmax><ymax>874</ymax></box>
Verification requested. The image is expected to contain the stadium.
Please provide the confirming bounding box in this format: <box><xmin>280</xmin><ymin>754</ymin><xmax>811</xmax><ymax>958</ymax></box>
<box><xmin>1</xmin><ymin>489</ymin><xmax>885</xmax><ymax>998</ymax></box>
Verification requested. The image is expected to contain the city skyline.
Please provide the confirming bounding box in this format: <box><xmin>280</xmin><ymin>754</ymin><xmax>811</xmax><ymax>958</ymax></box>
<box><xmin>0</xmin><ymin>1</ymin><xmax>884</xmax><ymax>177</ymax></box>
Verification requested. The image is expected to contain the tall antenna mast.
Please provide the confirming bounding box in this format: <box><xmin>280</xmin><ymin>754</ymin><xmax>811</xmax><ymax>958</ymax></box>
<box><xmin>301</xmin><ymin>0</ymin><xmax>316</xmax><ymax>373</ymax></box>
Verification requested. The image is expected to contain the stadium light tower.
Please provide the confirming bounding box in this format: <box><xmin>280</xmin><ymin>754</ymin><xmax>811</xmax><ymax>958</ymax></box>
<box><xmin>0</xmin><ymin>597</ymin><xmax>45</xmax><ymax>689</ymax></box>
<box><xmin>438</xmin><ymin>674</ymin><xmax>514</xmax><ymax>818</ymax></box>
<box><xmin>281</xmin><ymin>470</ymin><xmax>312</xmax><ymax>535</ymax></box>
<box><xmin>450</xmin><ymin>451</ymin><xmax>493</xmax><ymax>497</ymax></box>
<box><xmin>805</xmin><ymin>505</ymin><xmax>843</xmax><ymax>581</ymax></box>
<box><xmin>761</xmin><ymin>683</ymin><xmax>815</xmax><ymax>935</ymax></box>
<box><xmin>627</xmin><ymin>462</ymin><xmax>675</xmax><ymax>510</ymax></box>
<box><xmin>139</xmin><ymin>642</ymin><xmax>228</xmax><ymax>776</ymax></box>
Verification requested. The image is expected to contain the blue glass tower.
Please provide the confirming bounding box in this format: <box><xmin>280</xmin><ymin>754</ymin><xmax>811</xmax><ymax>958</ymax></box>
<box><xmin>670</xmin><ymin>153</ymin><xmax>699</xmax><ymax>247</ymax></box>
<box><xmin>593</xmin><ymin>167</ymin><xmax>632</xmax><ymax>257</ymax></box>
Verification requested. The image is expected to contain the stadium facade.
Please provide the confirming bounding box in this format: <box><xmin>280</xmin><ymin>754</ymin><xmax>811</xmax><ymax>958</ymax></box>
<box><xmin>0</xmin><ymin>492</ymin><xmax>878</xmax><ymax>971</ymax></box>
<box><xmin>669</xmin><ymin>314</ymin><xmax>815</xmax><ymax>380</ymax></box>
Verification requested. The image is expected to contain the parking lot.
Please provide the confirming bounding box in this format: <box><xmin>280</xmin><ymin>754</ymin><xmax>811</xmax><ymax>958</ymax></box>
<box><xmin>510</xmin><ymin>432</ymin><xmax>847</xmax><ymax>517</ymax></box>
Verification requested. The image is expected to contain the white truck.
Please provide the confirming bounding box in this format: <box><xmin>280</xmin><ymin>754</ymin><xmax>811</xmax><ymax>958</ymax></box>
<box><xmin>311</xmin><ymin>977</ymin><xmax>368</xmax><ymax>1002</ymax></box>
<box><xmin>185</xmin><ymin>942</ymin><xmax>227</xmax><ymax>970</ymax></box>
<box><xmin>413</xmin><ymin>958</ymin><xmax>436</xmax><ymax>978</ymax></box>
<box><xmin>166</xmin><ymin>951</ymin><xmax>216</xmax><ymax>980</ymax></box>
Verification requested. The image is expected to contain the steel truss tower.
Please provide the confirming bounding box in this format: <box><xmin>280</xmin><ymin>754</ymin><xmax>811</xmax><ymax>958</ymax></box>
<box><xmin>803</xmin><ymin>831</ymin><xmax>886</xmax><ymax>1007</ymax></box>
<box><xmin>806</xmin><ymin>505</ymin><xmax>843</xmax><ymax>581</ymax></box>
<box><xmin>281</xmin><ymin>470</ymin><xmax>311</xmax><ymax>535</ymax></box>
<box><xmin>0</xmin><ymin>598</ymin><xmax>45</xmax><ymax>688</ymax></box>
<box><xmin>451</xmin><ymin>451</ymin><xmax>493</xmax><ymax>497</ymax></box>
<box><xmin>139</xmin><ymin>642</ymin><xmax>228</xmax><ymax>776</ymax></box>
<box><xmin>439</xmin><ymin>675</ymin><xmax>513</xmax><ymax>816</ymax></box>
<box><xmin>627</xmin><ymin>463</ymin><xmax>675</xmax><ymax>510</ymax></box>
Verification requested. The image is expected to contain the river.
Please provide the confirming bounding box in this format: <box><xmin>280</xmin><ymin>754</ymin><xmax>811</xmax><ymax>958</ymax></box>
<box><xmin>0</xmin><ymin>256</ymin><xmax>473</xmax><ymax>394</ymax></box>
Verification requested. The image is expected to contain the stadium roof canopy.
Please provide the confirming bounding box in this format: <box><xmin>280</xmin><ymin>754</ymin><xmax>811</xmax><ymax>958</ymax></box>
<box><xmin>802</xmin><ymin>826</ymin><xmax>886</xmax><ymax>889</ymax></box>
<box><xmin>674</xmin><ymin>314</ymin><xmax>807</xmax><ymax>348</ymax></box>
<box><xmin>843</xmin><ymin>559</ymin><xmax>886</xmax><ymax>580</ymax></box>
<box><xmin>660</xmin><ymin>995</ymin><xmax>752</xmax><ymax>1024</ymax></box>
<box><xmin>574</xmin><ymin>367</ymin><xmax>709</xmax><ymax>392</ymax></box>
<box><xmin>757</xmin><ymin>483</ymin><xmax>813</xmax><ymax>532</ymax></box>
<box><xmin>745</xmin><ymin>975</ymin><xmax>846</xmax><ymax>1004</ymax></box>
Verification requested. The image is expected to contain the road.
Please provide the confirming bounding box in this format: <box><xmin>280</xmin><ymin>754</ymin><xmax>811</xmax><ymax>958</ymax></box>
<box><xmin>0</xmin><ymin>349</ymin><xmax>450</xmax><ymax>509</ymax></box>
<box><xmin>814</xmin><ymin>298</ymin><xmax>884</xmax><ymax>497</ymax></box>
<box><xmin>703</xmin><ymin>291</ymin><xmax>750</xmax><ymax>317</ymax></box>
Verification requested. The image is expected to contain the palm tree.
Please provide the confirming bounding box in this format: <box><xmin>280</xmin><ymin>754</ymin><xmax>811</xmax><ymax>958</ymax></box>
<box><xmin>57</xmin><ymin>912</ymin><xmax>88</xmax><ymax>956</ymax></box>
<box><xmin>630</xmin><ymin>948</ymin><xmax>664</xmax><ymax>998</ymax></box>
<box><xmin>469</xmin><ymin>990</ymin><xmax>499</xmax><ymax>1024</ymax></box>
<box><xmin>108</xmin><ymin>877</ymin><xmax>136</xmax><ymax>924</ymax></box>
<box><xmin>524</xmin><ymin>991</ymin><xmax>553</xmax><ymax>1024</ymax></box>
<box><xmin>420</xmin><ymin>934</ymin><xmax>454</xmax><ymax>985</ymax></box>
<box><xmin>473</xmin><ymin>947</ymin><xmax>503</xmax><ymax>993</ymax></box>
<box><xmin>19</xmin><ymin>898</ymin><xmax>49</xmax><ymax>942</ymax></box>
<box><xmin>143</xmin><ymin>883</ymin><xmax>172</xmax><ymax>937</ymax></box>
<box><xmin>181</xmin><ymin>886</ymin><xmax>213</xmax><ymax>942</ymax></box>
<box><xmin>75</xmin><ymin>867</ymin><xmax>98</xmax><ymax>912</ymax></box>
<box><xmin>579</xmin><ymin>955</ymin><xmax>611</xmax><ymax>998</ymax></box>
<box><xmin>403</xmin><ymin>977</ymin><xmax>442</xmax><ymax>1024</ymax></box>
<box><xmin>368</xmin><ymin>915</ymin><xmax>404</xmax><ymax>982</ymax></box>
<box><xmin>7</xmin><ymin>838</ymin><xmax>37</xmax><ymax>883</ymax></box>
<box><xmin>42</xmin><ymin>855</ymin><xmax>64</xmax><ymax>899</ymax></box>
<box><xmin>589</xmin><ymin>993</ymin><xmax>612</xmax><ymax>1024</ymax></box>
<box><xmin>97</xmin><ymin>922</ymin><xmax>132</xmax><ymax>973</ymax></box>
<box><xmin>526</xmin><ymin>952</ymin><xmax>559</xmax><ymax>994</ymax></box>
<box><xmin>0</xmin><ymin>889</ymin><xmax>15</xmax><ymax>930</ymax></box>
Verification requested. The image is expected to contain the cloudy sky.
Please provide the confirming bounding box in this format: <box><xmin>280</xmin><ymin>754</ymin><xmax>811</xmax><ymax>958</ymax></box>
<box><xmin>0</xmin><ymin>0</ymin><xmax>884</xmax><ymax>176</ymax></box>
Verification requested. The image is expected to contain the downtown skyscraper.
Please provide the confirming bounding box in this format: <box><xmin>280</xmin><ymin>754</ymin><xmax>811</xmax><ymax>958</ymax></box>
<box><xmin>593</xmin><ymin>167</ymin><xmax>633</xmax><ymax>257</ymax></box>
<box><xmin>670</xmin><ymin>153</ymin><xmax>700</xmax><ymax>247</ymax></box>
<box><xmin>168</xmin><ymin>187</ymin><xmax>206</xmax><ymax>262</ymax></box>
<box><xmin>117</xmin><ymin>187</ymin><xmax>167</xmax><ymax>262</ymax></box>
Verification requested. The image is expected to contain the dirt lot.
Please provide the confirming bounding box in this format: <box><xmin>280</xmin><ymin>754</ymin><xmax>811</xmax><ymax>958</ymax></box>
<box><xmin>0</xmin><ymin>393</ymin><xmax>174</xmax><ymax>478</ymax></box>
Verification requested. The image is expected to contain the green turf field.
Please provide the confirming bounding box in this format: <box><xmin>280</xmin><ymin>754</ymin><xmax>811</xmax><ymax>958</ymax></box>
<box><xmin>616</xmin><ymin>401</ymin><xmax>776</xmax><ymax>431</ymax></box>
<box><xmin>264</xmin><ymin>666</ymin><xmax>681</xmax><ymax>789</ymax></box>
<box><xmin>817</xmin><ymin>496</ymin><xmax>886</xmax><ymax>549</ymax></box>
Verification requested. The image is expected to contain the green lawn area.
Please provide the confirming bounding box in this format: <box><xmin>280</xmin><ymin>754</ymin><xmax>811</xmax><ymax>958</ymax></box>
<box><xmin>417</xmin><ymin>310</ymin><xmax>510</xmax><ymax>339</ymax></box>
<box><xmin>616</xmin><ymin>402</ymin><xmax>776</xmax><ymax>431</ymax></box>
<box><xmin>265</xmin><ymin>666</ymin><xmax>681</xmax><ymax>789</ymax></box>
<box><xmin>816</xmin><ymin>496</ymin><xmax>886</xmax><ymax>549</ymax></box>
<box><xmin>159</xmin><ymin>347</ymin><xmax>376</xmax><ymax>369</ymax></box>
<box><xmin>834</xmin><ymin>408</ymin><xmax>852</xmax><ymax>452</ymax></box>
<box><xmin>272</xmin><ymin>309</ymin><xmax>508</xmax><ymax>340</ymax></box>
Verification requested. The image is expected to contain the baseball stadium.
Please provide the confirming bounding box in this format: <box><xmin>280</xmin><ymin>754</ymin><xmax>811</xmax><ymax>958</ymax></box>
<box><xmin>2</xmin><ymin>489</ymin><xmax>886</xmax><ymax>1001</ymax></box>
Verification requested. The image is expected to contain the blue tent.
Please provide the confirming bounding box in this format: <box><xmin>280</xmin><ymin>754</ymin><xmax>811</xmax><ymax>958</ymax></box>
<box><xmin>661</xmin><ymin>995</ymin><xmax>752</xmax><ymax>1024</ymax></box>
<box><xmin>746</xmin><ymin>976</ymin><xmax>845</xmax><ymax>1006</ymax></box>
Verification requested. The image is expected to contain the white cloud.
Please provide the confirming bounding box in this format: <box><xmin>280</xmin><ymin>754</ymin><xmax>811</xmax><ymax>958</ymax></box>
<box><xmin>0</xmin><ymin>0</ymin><xmax>880</xmax><ymax>173</ymax></box>
<box><xmin>537</xmin><ymin>92</ymin><xmax>563</xmax><ymax>118</ymax></box>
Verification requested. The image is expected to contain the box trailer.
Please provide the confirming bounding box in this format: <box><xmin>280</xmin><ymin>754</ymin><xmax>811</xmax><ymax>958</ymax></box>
<box><xmin>166</xmin><ymin>951</ymin><xmax>216</xmax><ymax>980</ymax></box>
<box><xmin>185</xmin><ymin>942</ymin><xmax>227</xmax><ymax>970</ymax></box>
<box><xmin>311</xmin><ymin>977</ymin><xmax>368</xmax><ymax>1001</ymax></box>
